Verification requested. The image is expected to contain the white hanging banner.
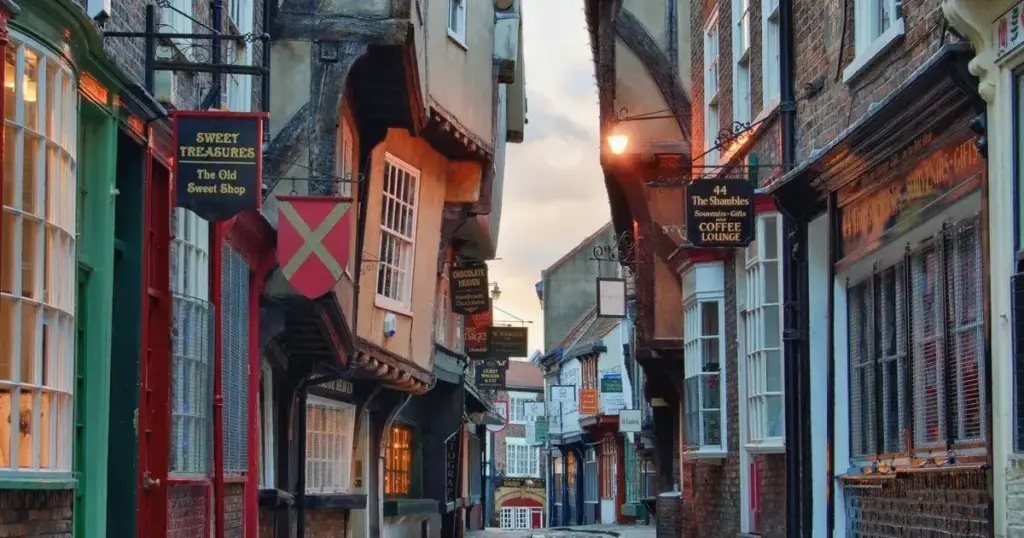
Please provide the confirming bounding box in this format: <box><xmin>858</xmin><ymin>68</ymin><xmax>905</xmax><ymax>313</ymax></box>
<box><xmin>524</xmin><ymin>401</ymin><xmax>546</xmax><ymax>420</ymax></box>
<box><xmin>550</xmin><ymin>384</ymin><xmax>575</xmax><ymax>404</ymax></box>
<box><xmin>619</xmin><ymin>409</ymin><xmax>642</xmax><ymax>433</ymax></box>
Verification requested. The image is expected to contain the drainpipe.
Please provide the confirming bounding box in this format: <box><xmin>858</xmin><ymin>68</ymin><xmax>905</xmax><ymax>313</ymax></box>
<box><xmin>777</xmin><ymin>0</ymin><xmax>806</xmax><ymax>535</ymax></box>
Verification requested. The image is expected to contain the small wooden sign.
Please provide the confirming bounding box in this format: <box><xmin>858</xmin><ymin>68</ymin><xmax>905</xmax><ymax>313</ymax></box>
<box><xmin>579</xmin><ymin>388</ymin><xmax>599</xmax><ymax>415</ymax></box>
<box><xmin>464</xmin><ymin>307</ymin><xmax>492</xmax><ymax>357</ymax></box>
<box><xmin>450</xmin><ymin>262</ymin><xmax>490</xmax><ymax>315</ymax></box>
<box><xmin>685</xmin><ymin>179</ymin><xmax>755</xmax><ymax>248</ymax></box>
<box><xmin>488</xmin><ymin>326</ymin><xmax>529</xmax><ymax>357</ymax></box>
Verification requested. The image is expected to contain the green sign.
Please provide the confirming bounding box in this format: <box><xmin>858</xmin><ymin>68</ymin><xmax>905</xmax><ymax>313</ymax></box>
<box><xmin>535</xmin><ymin>419</ymin><xmax>549</xmax><ymax>443</ymax></box>
<box><xmin>601</xmin><ymin>375</ymin><xmax>623</xmax><ymax>393</ymax></box>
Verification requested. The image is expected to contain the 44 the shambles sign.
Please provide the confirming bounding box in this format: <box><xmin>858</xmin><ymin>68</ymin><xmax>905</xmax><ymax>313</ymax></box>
<box><xmin>450</xmin><ymin>262</ymin><xmax>490</xmax><ymax>315</ymax></box>
<box><xmin>685</xmin><ymin>179</ymin><xmax>754</xmax><ymax>248</ymax></box>
<box><xmin>173</xmin><ymin>110</ymin><xmax>268</xmax><ymax>222</ymax></box>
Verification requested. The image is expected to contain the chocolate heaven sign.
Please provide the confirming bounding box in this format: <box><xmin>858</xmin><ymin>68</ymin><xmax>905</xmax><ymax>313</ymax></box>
<box><xmin>450</xmin><ymin>262</ymin><xmax>489</xmax><ymax>315</ymax></box>
<box><xmin>685</xmin><ymin>179</ymin><xmax>755</xmax><ymax>248</ymax></box>
<box><xmin>173</xmin><ymin>110</ymin><xmax>266</xmax><ymax>222</ymax></box>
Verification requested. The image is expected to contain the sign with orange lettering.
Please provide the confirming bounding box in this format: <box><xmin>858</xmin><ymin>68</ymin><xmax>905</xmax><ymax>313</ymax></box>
<box><xmin>837</xmin><ymin>133</ymin><xmax>983</xmax><ymax>263</ymax></box>
<box><xmin>579</xmin><ymin>388</ymin><xmax>599</xmax><ymax>416</ymax></box>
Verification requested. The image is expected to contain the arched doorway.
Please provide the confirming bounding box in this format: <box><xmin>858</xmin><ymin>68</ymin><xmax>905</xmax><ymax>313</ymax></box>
<box><xmin>499</xmin><ymin>497</ymin><xmax>544</xmax><ymax>530</ymax></box>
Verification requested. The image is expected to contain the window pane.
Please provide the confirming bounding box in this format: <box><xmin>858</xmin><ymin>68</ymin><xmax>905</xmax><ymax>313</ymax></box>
<box><xmin>700</xmin><ymin>301</ymin><xmax>719</xmax><ymax>336</ymax></box>
<box><xmin>23</xmin><ymin>48</ymin><xmax>38</xmax><ymax>132</ymax></box>
<box><xmin>765</xmin><ymin>349</ymin><xmax>782</xmax><ymax>393</ymax></box>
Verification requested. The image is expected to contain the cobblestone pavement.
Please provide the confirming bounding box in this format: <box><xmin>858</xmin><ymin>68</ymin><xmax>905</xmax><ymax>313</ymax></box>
<box><xmin>466</xmin><ymin>524</ymin><xmax>655</xmax><ymax>538</ymax></box>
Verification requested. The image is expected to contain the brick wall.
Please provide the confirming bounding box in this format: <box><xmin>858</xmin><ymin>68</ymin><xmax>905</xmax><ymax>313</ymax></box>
<box><xmin>0</xmin><ymin>490</ymin><xmax>73</xmax><ymax>537</ymax></box>
<box><xmin>792</xmin><ymin>0</ymin><xmax>948</xmax><ymax>159</ymax></box>
<box><xmin>842</xmin><ymin>469</ymin><xmax>989</xmax><ymax>537</ymax></box>
<box><xmin>223</xmin><ymin>483</ymin><xmax>244</xmax><ymax>538</ymax></box>
<box><xmin>306</xmin><ymin>508</ymin><xmax>347</xmax><ymax>538</ymax></box>
<box><xmin>1007</xmin><ymin>461</ymin><xmax>1024</xmax><ymax>536</ymax></box>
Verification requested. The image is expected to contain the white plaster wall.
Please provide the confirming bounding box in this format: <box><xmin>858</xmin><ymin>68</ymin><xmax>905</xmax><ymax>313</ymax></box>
<box><xmin>598</xmin><ymin>323</ymin><xmax>633</xmax><ymax>415</ymax></box>
<box><xmin>807</xmin><ymin>214</ymin><xmax>829</xmax><ymax>538</ymax></box>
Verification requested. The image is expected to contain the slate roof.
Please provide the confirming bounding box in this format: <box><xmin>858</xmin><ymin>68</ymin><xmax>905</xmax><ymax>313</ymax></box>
<box><xmin>506</xmin><ymin>360</ymin><xmax>544</xmax><ymax>390</ymax></box>
<box><xmin>563</xmin><ymin>311</ymin><xmax>620</xmax><ymax>360</ymax></box>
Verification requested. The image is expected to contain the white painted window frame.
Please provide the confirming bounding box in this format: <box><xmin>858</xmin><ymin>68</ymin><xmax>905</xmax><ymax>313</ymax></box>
<box><xmin>761</xmin><ymin>0</ymin><xmax>781</xmax><ymax>108</ymax></box>
<box><xmin>0</xmin><ymin>33</ymin><xmax>78</xmax><ymax>475</ymax></box>
<box><xmin>376</xmin><ymin>154</ymin><xmax>420</xmax><ymax>313</ymax></box>
<box><xmin>682</xmin><ymin>262</ymin><xmax>727</xmax><ymax>459</ymax></box>
<box><xmin>161</xmin><ymin>0</ymin><xmax>194</xmax><ymax>51</ymax></box>
<box><xmin>703</xmin><ymin>8</ymin><xmax>721</xmax><ymax>166</ymax></box>
<box><xmin>447</xmin><ymin>0</ymin><xmax>468</xmax><ymax>49</ymax></box>
<box><xmin>509</xmin><ymin>394</ymin><xmax>536</xmax><ymax>424</ymax></box>
<box><xmin>305</xmin><ymin>395</ymin><xmax>356</xmax><ymax>494</ymax></box>
<box><xmin>742</xmin><ymin>214</ymin><xmax>786</xmax><ymax>451</ymax></box>
<box><xmin>504</xmin><ymin>437</ymin><xmax>540</xmax><ymax>477</ymax></box>
<box><xmin>844</xmin><ymin>0</ymin><xmax>905</xmax><ymax>83</ymax></box>
<box><xmin>732</xmin><ymin>0</ymin><xmax>752</xmax><ymax>124</ymax></box>
<box><xmin>225</xmin><ymin>0</ymin><xmax>254</xmax><ymax>113</ymax></box>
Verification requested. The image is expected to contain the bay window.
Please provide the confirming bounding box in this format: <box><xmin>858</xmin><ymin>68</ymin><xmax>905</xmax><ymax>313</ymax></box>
<box><xmin>305</xmin><ymin>396</ymin><xmax>356</xmax><ymax>494</ymax></box>
<box><xmin>846</xmin><ymin>214</ymin><xmax>984</xmax><ymax>462</ymax></box>
<box><xmin>683</xmin><ymin>262</ymin><xmax>726</xmax><ymax>456</ymax></box>
<box><xmin>0</xmin><ymin>34</ymin><xmax>78</xmax><ymax>473</ymax></box>
<box><xmin>376</xmin><ymin>155</ymin><xmax>418</xmax><ymax>311</ymax></box>
<box><xmin>742</xmin><ymin>214</ymin><xmax>785</xmax><ymax>450</ymax></box>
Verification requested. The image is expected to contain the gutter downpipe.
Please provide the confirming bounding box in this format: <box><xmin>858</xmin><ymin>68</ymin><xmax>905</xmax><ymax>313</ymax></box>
<box><xmin>777</xmin><ymin>0</ymin><xmax>806</xmax><ymax>535</ymax></box>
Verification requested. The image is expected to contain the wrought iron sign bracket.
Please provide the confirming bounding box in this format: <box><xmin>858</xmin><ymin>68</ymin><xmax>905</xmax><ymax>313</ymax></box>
<box><xmin>101</xmin><ymin>2</ymin><xmax>270</xmax><ymax>109</ymax></box>
<box><xmin>589</xmin><ymin>230</ymin><xmax>641</xmax><ymax>266</ymax></box>
<box><xmin>608</xmin><ymin>106</ymin><xmax>691</xmax><ymax>125</ymax></box>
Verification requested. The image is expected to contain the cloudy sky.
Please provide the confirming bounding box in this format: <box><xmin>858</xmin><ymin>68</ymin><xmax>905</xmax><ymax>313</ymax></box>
<box><xmin>488</xmin><ymin>1</ymin><xmax>610</xmax><ymax>355</ymax></box>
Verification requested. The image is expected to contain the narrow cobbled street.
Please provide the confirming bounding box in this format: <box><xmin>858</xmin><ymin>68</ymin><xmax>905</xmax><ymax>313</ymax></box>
<box><xmin>467</xmin><ymin>524</ymin><xmax>655</xmax><ymax>538</ymax></box>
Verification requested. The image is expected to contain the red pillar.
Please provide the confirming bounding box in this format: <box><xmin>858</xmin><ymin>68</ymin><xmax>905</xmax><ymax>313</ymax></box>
<box><xmin>211</xmin><ymin>223</ymin><xmax>226</xmax><ymax>538</ymax></box>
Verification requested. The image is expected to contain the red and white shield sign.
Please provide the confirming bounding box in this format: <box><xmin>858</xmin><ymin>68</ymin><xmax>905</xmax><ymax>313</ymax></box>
<box><xmin>276</xmin><ymin>195</ymin><xmax>354</xmax><ymax>299</ymax></box>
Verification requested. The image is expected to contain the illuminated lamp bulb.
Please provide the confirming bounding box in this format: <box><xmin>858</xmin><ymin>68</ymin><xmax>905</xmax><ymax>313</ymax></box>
<box><xmin>608</xmin><ymin>134</ymin><xmax>629</xmax><ymax>155</ymax></box>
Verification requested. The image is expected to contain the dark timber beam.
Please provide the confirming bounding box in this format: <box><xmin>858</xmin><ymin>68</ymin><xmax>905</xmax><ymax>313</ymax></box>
<box><xmin>308</xmin><ymin>41</ymin><xmax>367</xmax><ymax>196</ymax></box>
<box><xmin>614</xmin><ymin>9</ymin><xmax>691</xmax><ymax>142</ymax></box>
<box><xmin>273</xmin><ymin>13</ymin><xmax>410</xmax><ymax>45</ymax></box>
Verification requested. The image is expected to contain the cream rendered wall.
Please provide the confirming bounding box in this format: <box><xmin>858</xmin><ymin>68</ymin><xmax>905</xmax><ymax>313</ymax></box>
<box><xmin>357</xmin><ymin>129</ymin><xmax>449</xmax><ymax>371</ymax></box>
<box><xmin>426</xmin><ymin>0</ymin><xmax>497</xmax><ymax>146</ymax></box>
<box><xmin>942</xmin><ymin>2</ymin><xmax>1019</xmax><ymax>537</ymax></box>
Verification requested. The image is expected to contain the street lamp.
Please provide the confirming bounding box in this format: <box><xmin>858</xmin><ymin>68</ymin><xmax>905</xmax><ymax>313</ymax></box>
<box><xmin>491</xmin><ymin>282</ymin><xmax>502</xmax><ymax>301</ymax></box>
<box><xmin>607</xmin><ymin>134</ymin><xmax>629</xmax><ymax>155</ymax></box>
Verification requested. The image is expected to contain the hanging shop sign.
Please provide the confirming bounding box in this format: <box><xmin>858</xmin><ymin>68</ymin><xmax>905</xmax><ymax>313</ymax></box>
<box><xmin>579</xmin><ymin>388</ymin><xmax>599</xmax><ymax>415</ymax></box>
<box><xmin>487</xmin><ymin>400</ymin><xmax>509</xmax><ymax>434</ymax></box>
<box><xmin>488</xmin><ymin>326</ymin><xmax>529</xmax><ymax>357</ymax></box>
<box><xmin>444</xmin><ymin>430</ymin><xmax>461</xmax><ymax>509</ymax></box>
<box><xmin>619</xmin><ymin>409</ymin><xmax>642</xmax><ymax>433</ymax></box>
<box><xmin>550</xmin><ymin>385</ymin><xmax>575</xmax><ymax>404</ymax></box>
<box><xmin>450</xmin><ymin>262</ymin><xmax>490</xmax><ymax>315</ymax></box>
<box><xmin>524</xmin><ymin>401</ymin><xmax>546</xmax><ymax>420</ymax></box>
<box><xmin>172</xmin><ymin>110</ymin><xmax>267</xmax><ymax>222</ymax></box>
<box><xmin>534</xmin><ymin>419</ymin><xmax>550</xmax><ymax>444</ymax></box>
<box><xmin>596</xmin><ymin>278</ymin><xmax>627</xmax><ymax>319</ymax></box>
<box><xmin>476</xmin><ymin>363</ymin><xmax>507</xmax><ymax>389</ymax></box>
<box><xmin>465</xmin><ymin>307</ymin><xmax>493</xmax><ymax>358</ymax></box>
<box><xmin>836</xmin><ymin>133</ymin><xmax>984</xmax><ymax>264</ymax></box>
<box><xmin>600</xmin><ymin>373</ymin><xmax>623</xmax><ymax>393</ymax></box>
<box><xmin>480</xmin><ymin>357</ymin><xmax>509</xmax><ymax>369</ymax></box>
<box><xmin>276</xmin><ymin>196</ymin><xmax>354</xmax><ymax>299</ymax></box>
<box><xmin>685</xmin><ymin>178</ymin><xmax>755</xmax><ymax>248</ymax></box>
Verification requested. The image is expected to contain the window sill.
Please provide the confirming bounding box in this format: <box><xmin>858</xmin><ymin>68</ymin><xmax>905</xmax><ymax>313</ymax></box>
<box><xmin>303</xmin><ymin>492</ymin><xmax>367</xmax><ymax>510</ymax></box>
<box><xmin>0</xmin><ymin>476</ymin><xmax>77</xmax><ymax>490</ymax></box>
<box><xmin>375</xmin><ymin>295</ymin><xmax>413</xmax><ymax>318</ymax></box>
<box><xmin>382</xmin><ymin>498</ymin><xmax>441</xmax><ymax>518</ymax></box>
<box><xmin>746</xmin><ymin>439</ymin><xmax>785</xmax><ymax>454</ymax></box>
<box><xmin>447</xmin><ymin>30</ymin><xmax>468</xmax><ymax>51</ymax></box>
<box><xmin>842</xmin><ymin>19</ymin><xmax>906</xmax><ymax>85</ymax></box>
<box><xmin>684</xmin><ymin>447</ymin><xmax>728</xmax><ymax>461</ymax></box>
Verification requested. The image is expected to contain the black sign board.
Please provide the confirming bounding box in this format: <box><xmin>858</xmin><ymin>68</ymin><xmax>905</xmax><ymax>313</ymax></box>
<box><xmin>173</xmin><ymin>111</ymin><xmax>267</xmax><ymax>222</ymax></box>
<box><xmin>475</xmin><ymin>363</ymin><xmax>507</xmax><ymax>389</ymax></box>
<box><xmin>488</xmin><ymin>326</ymin><xmax>528</xmax><ymax>357</ymax></box>
<box><xmin>501</xmin><ymin>477</ymin><xmax>545</xmax><ymax>489</ymax></box>
<box><xmin>685</xmin><ymin>179</ymin><xmax>755</xmax><ymax>248</ymax></box>
<box><xmin>481</xmin><ymin>357</ymin><xmax>509</xmax><ymax>369</ymax></box>
<box><xmin>444</xmin><ymin>431</ymin><xmax>461</xmax><ymax>508</ymax></box>
<box><xmin>450</xmin><ymin>262</ymin><xmax>489</xmax><ymax>315</ymax></box>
